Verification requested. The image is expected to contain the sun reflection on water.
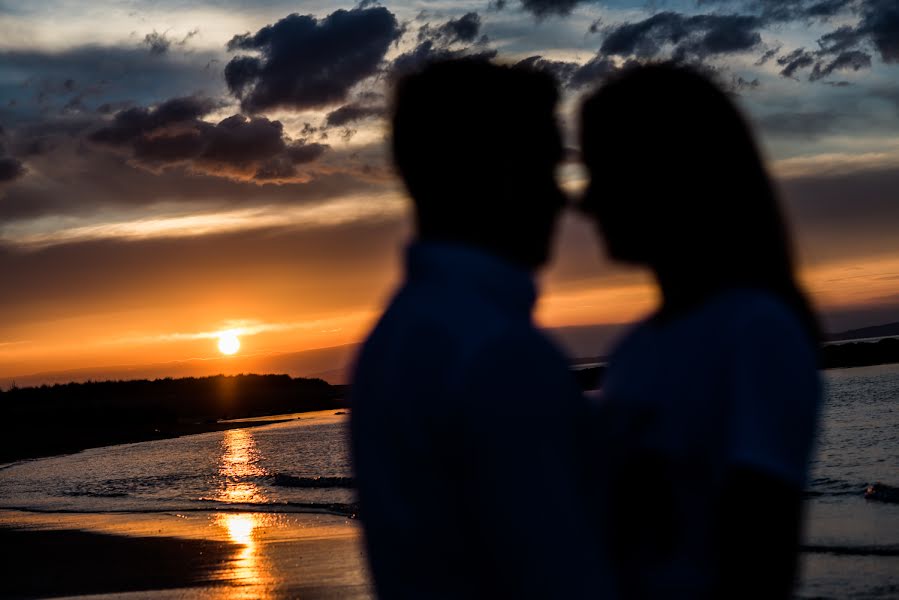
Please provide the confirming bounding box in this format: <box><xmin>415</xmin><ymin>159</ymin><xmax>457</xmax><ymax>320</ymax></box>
<box><xmin>216</xmin><ymin>512</ymin><xmax>269</xmax><ymax>593</ymax></box>
<box><xmin>214</xmin><ymin>429</ymin><xmax>274</xmax><ymax>597</ymax></box>
<box><xmin>217</xmin><ymin>428</ymin><xmax>267</xmax><ymax>505</ymax></box>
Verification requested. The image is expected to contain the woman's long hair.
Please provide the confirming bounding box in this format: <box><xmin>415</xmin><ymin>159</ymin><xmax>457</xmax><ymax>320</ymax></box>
<box><xmin>580</xmin><ymin>63</ymin><xmax>820</xmax><ymax>344</ymax></box>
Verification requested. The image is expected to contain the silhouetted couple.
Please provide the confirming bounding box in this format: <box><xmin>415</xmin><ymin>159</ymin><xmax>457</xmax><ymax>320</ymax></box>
<box><xmin>351</xmin><ymin>60</ymin><xmax>821</xmax><ymax>600</ymax></box>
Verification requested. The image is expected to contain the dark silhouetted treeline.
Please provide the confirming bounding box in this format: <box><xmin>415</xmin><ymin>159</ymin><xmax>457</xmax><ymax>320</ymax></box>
<box><xmin>0</xmin><ymin>374</ymin><xmax>348</xmax><ymax>462</ymax></box>
<box><xmin>819</xmin><ymin>337</ymin><xmax>899</xmax><ymax>369</ymax></box>
<box><xmin>573</xmin><ymin>337</ymin><xmax>899</xmax><ymax>391</ymax></box>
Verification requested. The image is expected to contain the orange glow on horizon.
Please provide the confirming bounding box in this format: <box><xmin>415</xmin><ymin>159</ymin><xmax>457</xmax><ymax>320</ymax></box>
<box><xmin>1</xmin><ymin>251</ymin><xmax>897</xmax><ymax>386</ymax></box>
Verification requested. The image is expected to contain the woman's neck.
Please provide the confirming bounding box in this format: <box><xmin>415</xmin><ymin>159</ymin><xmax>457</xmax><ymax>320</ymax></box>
<box><xmin>653</xmin><ymin>266</ymin><xmax>723</xmax><ymax>322</ymax></box>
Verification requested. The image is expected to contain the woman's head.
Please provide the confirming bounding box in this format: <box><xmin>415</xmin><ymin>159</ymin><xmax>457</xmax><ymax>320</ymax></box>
<box><xmin>579</xmin><ymin>63</ymin><xmax>819</xmax><ymax>340</ymax></box>
<box><xmin>580</xmin><ymin>63</ymin><xmax>783</xmax><ymax>271</ymax></box>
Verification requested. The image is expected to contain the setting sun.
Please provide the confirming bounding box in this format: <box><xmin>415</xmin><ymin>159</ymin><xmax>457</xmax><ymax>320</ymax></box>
<box><xmin>218</xmin><ymin>332</ymin><xmax>241</xmax><ymax>355</ymax></box>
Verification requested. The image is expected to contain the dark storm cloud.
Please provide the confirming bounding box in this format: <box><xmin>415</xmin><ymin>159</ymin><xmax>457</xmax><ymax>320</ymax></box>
<box><xmin>0</xmin><ymin>127</ymin><xmax>25</xmax><ymax>183</ymax></box>
<box><xmin>776</xmin><ymin>35</ymin><xmax>874</xmax><ymax>81</ymax></box>
<box><xmin>143</xmin><ymin>31</ymin><xmax>172</xmax><ymax>55</ymax></box>
<box><xmin>518</xmin><ymin>0</ymin><xmax>582</xmax><ymax>18</ymax></box>
<box><xmin>600</xmin><ymin>12</ymin><xmax>764</xmax><ymax>60</ymax></box>
<box><xmin>514</xmin><ymin>53</ymin><xmax>635</xmax><ymax>91</ymax></box>
<box><xmin>90</xmin><ymin>101</ymin><xmax>330</xmax><ymax>183</ymax></box>
<box><xmin>140</xmin><ymin>29</ymin><xmax>200</xmax><ymax>56</ymax></box>
<box><xmin>390</xmin><ymin>12</ymin><xmax>495</xmax><ymax>77</ymax></box>
<box><xmin>514</xmin><ymin>53</ymin><xmax>717</xmax><ymax>93</ymax></box>
<box><xmin>732</xmin><ymin>75</ymin><xmax>760</xmax><ymax>91</ymax></box>
<box><xmin>418</xmin><ymin>12</ymin><xmax>482</xmax><ymax>44</ymax></box>
<box><xmin>514</xmin><ymin>56</ymin><xmax>581</xmax><ymax>85</ymax></box>
<box><xmin>817</xmin><ymin>25</ymin><xmax>861</xmax><ymax>55</ymax></box>
<box><xmin>224</xmin><ymin>7</ymin><xmax>401</xmax><ymax>113</ymax></box>
<box><xmin>767</xmin><ymin>0</ymin><xmax>898</xmax><ymax>79</ymax></box>
<box><xmin>755</xmin><ymin>46</ymin><xmax>780</xmax><ymax>65</ymax></box>
<box><xmin>802</xmin><ymin>0</ymin><xmax>853</xmax><ymax>18</ymax></box>
<box><xmin>0</xmin><ymin>46</ymin><xmax>224</xmax><ymax>124</ymax></box>
<box><xmin>814</xmin><ymin>2</ymin><xmax>895</xmax><ymax>60</ymax></box>
<box><xmin>668</xmin><ymin>1</ymin><xmax>897</xmax><ymax>81</ymax></box>
<box><xmin>858</xmin><ymin>0</ymin><xmax>899</xmax><ymax>63</ymax></box>
<box><xmin>88</xmin><ymin>96</ymin><xmax>219</xmax><ymax>145</ymax></box>
<box><xmin>810</xmin><ymin>50</ymin><xmax>872</xmax><ymax>80</ymax></box>
<box><xmin>325</xmin><ymin>103</ymin><xmax>385</xmax><ymax>127</ymax></box>
<box><xmin>0</xmin><ymin>157</ymin><xmax>25</xmax><ymax>183</ymax></box>
<box><xmin>699</xmin><ymin>0</ymin><xmax>854</xmax><ymax>20</ymax></box>
<box><xmin>390</xmin><ymin>41</ymin><xmax>498</xmax><ymax>76</ymax></box>
<box><xmin>0</xmin><ymin>130</ymin><xmax>377</xmax><ymax>223</ymax></box>
<box><xmin>569</xmin><ymin>55</ymin><xmax>626</xmax><ymax>89</ymax></box>
<box><xmin>778</xmin><ymin>48</ymin><xmax>817</xmax><ymax>78</ymax></box>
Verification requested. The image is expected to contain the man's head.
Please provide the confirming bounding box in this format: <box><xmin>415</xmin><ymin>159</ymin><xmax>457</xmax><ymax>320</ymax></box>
<box><xmin>392</xmin><ymin>59</ymin><xmax>565</xmax><ymax>270</ymax></box>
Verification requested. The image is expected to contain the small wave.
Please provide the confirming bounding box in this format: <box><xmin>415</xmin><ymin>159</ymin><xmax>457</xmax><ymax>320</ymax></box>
<box><xmin>865</xmin><ymin>483</ymin><xmax>899</xmax><ymax>504</ymax></box>
<box><xmin>802</xmin><ymin>544</ymin><xmax>899</xmax><ymax>557</ymax></box>
<box><xmin>62</xmin><ymin>491</ymin><xmax>129</xmax><ymax>498</ymax></box>
<box><xmin>804</xmin><ymin>476</ymin><xmax>897</xmax><ymax>500</ymax></box>
<box><xmin>1</xmin><ymin>500</ymin><xmax>359</xmax><ymax>519</ymax></box>
<box><xmin>270</xmin><ymin>474</ymin><xmax>355</xmax><ymax>489</ymax></box>
<box><xmin>803</xmin><ymin>490</ymin><xmax>860</xmax><ymax>499</ymax></box>
<box><xmin>806</xmin><ymin>481</ymin><xmax>899</xmax><ymax>503</ymax></box>
<box><xmin>193</xmin><ymin>497</ymin><xmax>358</xmax><ymax>517</ymax></box>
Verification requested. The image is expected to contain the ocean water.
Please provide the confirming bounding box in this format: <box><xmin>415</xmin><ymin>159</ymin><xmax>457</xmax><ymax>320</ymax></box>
<box><xmin>0</xmin><ymin>410</ymin><xmax>357</xmax><ymax>516</ymax></box>
<box><xmin>0</xmin><ymin>366</ymin><xmax>897</xmax><ymax>598</ymax></box>
<box><xmin>799</xmin><ymin>363</ymin><xmax>899</xmax><ymax>599</ymax></box>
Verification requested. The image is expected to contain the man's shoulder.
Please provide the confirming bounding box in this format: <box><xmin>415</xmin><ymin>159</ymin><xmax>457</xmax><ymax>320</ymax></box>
<box><xmin>356</xmin><ymin>285</ymin><xmax>564</xmax><ymax>380</ymax></box>
<box><xmin>387</xmin><ymin>280</ymin><xmax>524</xmax><ymax>345</ymax></box>
<box><xmin>352</xmin><ymin>284</ymin><xmax>524</xmax><ymax>383</ymax></box>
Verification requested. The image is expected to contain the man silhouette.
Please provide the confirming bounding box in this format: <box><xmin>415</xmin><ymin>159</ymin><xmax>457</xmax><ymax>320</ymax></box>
<box><xmin>350</xmin><ymin>59</ymin><xmax>612</xmax><ymax>599</ymax></box>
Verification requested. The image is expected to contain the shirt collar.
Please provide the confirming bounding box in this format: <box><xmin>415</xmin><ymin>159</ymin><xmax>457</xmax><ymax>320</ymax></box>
<box><xmin>405</xmin><ymin>240</ymin><xmax>538</xmax><ymax>318</ymax></box>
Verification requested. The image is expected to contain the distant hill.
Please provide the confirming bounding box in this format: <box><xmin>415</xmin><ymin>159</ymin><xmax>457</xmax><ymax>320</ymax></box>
<box><xmin>829</xmin><ymin>322</ymin><xmax>899</xmax><ymax>342</ymax></box>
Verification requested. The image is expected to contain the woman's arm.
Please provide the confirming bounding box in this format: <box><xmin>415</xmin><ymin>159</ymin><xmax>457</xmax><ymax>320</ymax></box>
<box><xmin>714</xmin><ymin>466</ymin><xmax>803</xmax><ymax>599</ymax></box>
<box><xmin>718</xmin><ymin>295</ymin><xmax>821</xmax><ymax>598</ymax></box>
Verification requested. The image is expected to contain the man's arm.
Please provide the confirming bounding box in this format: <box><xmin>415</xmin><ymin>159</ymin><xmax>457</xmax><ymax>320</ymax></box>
<box><xmin>456</xmin><ymin>330</ymin><xmax>616</xmax><ymax>599</ymax></box>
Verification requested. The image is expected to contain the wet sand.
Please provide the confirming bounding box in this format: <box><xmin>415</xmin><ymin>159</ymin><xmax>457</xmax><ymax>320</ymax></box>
<box><xmin>0</xmin><ymin>510</ymin><xmax>373</xmax><ymax>599</ymax></box>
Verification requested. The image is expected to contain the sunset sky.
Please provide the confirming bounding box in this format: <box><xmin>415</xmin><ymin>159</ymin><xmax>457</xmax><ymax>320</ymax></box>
<box><xmin>1</xmin><ymin>0</ymin><xmax>898</xmax><ymax>384</ymax></box>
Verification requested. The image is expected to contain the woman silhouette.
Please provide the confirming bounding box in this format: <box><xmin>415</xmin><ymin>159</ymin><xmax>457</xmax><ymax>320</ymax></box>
<box><xmin>579</xmin><ymin>64</ymin><xmax>821</xmax><ymax>599</ymax></box>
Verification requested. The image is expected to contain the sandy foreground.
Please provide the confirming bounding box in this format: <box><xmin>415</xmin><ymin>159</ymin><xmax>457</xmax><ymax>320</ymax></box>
<box><xmin>0</xmin><ymin>509</ymin><xmax>374</xmax><ymax>600</ymax></box>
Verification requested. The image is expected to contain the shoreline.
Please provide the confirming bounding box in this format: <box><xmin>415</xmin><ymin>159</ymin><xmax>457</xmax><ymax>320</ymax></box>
<box><xmin>0</xmin><ymin>508</ymin><xmax>372</xmax><ymax>599</ymax></box>
<box><xmin>0</xmin><ymin>526</ymin><xmax>236</xmax><ymax>599</ymax></box>
<box><xmin>1</xmin><ymin>407</ymin><xmax>354</xmax><ymax>466</ymax></box>
<box><xmin>0</xmin><ymin>416</ymin><xmax>297</xmax><ymax>466</ymax></box>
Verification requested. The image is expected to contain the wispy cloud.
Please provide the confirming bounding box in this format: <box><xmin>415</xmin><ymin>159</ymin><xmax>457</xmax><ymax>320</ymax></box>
<box><xmin>771</xmin><ymin>148</ymin><xmax>899</xmax><ymax>179</ymax></box>
<box><xmin>0</xmin><ymin>192</ymin><xmax>405</xmax><ymax>248</ymax></box>
<box><xmin>110</xmin><ymin>311</ymin><xmax>377</xmax><ymax>349</ymax></box>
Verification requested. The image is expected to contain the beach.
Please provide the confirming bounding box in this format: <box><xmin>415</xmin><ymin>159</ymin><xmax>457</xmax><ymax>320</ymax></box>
<box><xmin>1</xmin><ymin>366</ymin><xmax>897</xmax><ymax>599</ymax></box>
<box><xmin>0</xmin><ymin>510</ymin><xmax>371</xmax><ymax>599</ymax></box>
